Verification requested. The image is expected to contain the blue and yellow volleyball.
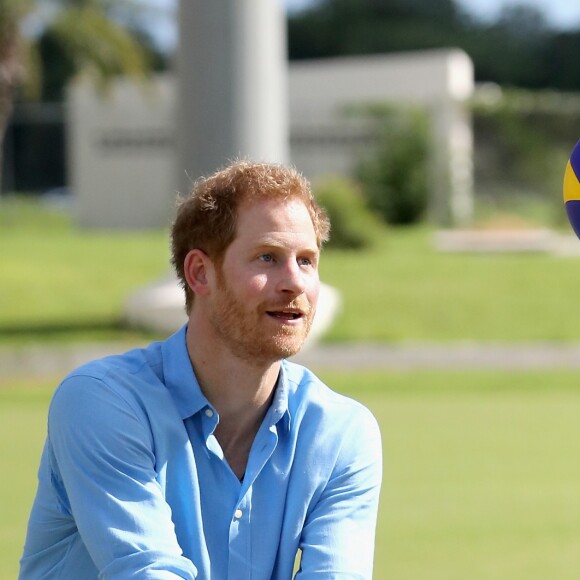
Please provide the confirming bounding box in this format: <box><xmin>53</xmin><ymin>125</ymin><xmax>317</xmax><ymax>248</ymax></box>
<box><xmin>564</xmin><ymin>139</ymin><xmax>580</xmax><ymax>238</ymax></box>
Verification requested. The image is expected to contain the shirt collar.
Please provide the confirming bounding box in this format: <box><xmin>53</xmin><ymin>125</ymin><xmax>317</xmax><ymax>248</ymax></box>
<box><xmin>161</xmin><ymin>324</ymin><xmax>292</xmax><ymax>434</ymax></box>
<box><xmin>161</xmin><ymin>325</ymin><xmax>210</xmax><ymax>420</ymax></box>
<box><xmin>268</xmin><ymin>364</ymin><xmax>291</xmax><ymax>435</ymax></box>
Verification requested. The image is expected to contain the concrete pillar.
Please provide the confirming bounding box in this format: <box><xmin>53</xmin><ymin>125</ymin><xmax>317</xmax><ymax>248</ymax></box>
<box><xmin>176</xmin><ymin>0</ymin><xmax>289</xmax><ymax>191</ymax></box>
<box><xmin>430</xmin><ymin>51</ymin><xmax>474</xmax><ymax>226</ymax></box>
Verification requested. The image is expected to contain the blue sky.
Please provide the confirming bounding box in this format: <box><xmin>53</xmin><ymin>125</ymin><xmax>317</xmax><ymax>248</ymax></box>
<box><xmin>143</xmin><ymin>0</ymin><xmax>580</xmax><ymax>51</ymax></box>
<box><xmin>284</xmin><ymin>0</ymin><xmax>580</xmax><ymax>28</ymax></box>
<box><xmin>457</xmin><ymin>0</ymin><xmax>580</xmax><ymax>28</ymax></box>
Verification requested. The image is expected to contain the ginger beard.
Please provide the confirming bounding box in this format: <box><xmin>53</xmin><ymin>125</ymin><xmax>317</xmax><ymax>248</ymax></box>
<box><xmin>209</xmin><ymin>265</ymin><xmax>315</xmax><ymax>364</ymax></box>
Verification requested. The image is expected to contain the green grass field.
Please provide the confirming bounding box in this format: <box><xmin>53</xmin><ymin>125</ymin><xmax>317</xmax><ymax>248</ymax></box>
<box><xmin>3</xmin><ymin>198</ymin><xmax>580</xmax><ymax>577</ymax></box>
<box><xmin>0</xmin><ymin>198</ymin><xmax>169</xmax><ymax>344</ymax></box>
<box><xmin>3</xmin><ymin>197</ymin><xmax>580</xmax><ymax>344</ymax></box>
<box><xmin>4</xmin><ymin>371</ymin><xmax>580</xmax><ymax>579</ymax></box>
<box><xmin>320</xmin><ymin>226</ymin><xmax>580</xmax><ymax>343</ymax></box>
<box><xmin>327</xmin><ymin>371</ymin><xmax>580</xmax><ymax>579</ymax></box>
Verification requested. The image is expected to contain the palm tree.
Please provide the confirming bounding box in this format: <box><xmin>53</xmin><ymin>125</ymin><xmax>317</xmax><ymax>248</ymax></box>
<box><xmin>0</xmin><ymin>0</ymin><xmax>151</xmax><ymax>191</ymax></box>
<box><xmin>0</xmin><ymin>0</ymin><xmax>33</xmax><ymax>186</ymax></box>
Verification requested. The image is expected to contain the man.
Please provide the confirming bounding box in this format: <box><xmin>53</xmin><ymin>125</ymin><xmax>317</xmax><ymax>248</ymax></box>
<box><xmin>20</xmin><ymin>161</ymin><xmax>382</xmax><ymax>579</ymax></box>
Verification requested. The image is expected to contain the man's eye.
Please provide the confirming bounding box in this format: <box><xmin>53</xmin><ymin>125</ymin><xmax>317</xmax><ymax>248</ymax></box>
<box><xmin>259</xmin><ymin>254</ymin><xmax>273</xmax><ymax>262</ymax></box>
<box><xmin>298</xmin><ymin>257</ymin><xmax>312</xmax><ymax>266</ymax></box>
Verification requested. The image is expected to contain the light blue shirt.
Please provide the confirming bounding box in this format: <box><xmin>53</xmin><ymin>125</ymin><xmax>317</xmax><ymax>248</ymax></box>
<box><xmin>20</xmin><ymin>326</ymin><xmax>382</xmax><ymax>579</ymax></box>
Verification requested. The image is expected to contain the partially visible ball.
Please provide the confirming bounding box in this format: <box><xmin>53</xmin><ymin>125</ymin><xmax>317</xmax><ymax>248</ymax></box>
<box><xmin>564</xmin><ymin>139</ymin><xmax>580</xmax><ymax>238</ymax></box>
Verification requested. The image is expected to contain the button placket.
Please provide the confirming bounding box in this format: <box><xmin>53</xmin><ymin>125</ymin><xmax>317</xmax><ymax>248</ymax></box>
<box><xmin>228</xmin><ymin>493</ymin><xmax>251</xmax><ymax>579</ymax></box>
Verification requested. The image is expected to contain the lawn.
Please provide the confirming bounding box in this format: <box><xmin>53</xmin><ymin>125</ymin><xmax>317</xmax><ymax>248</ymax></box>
<box><xmin>3</xmin><ymin>197</ymin><xmax>580</xmax><ymax>577</ymax></box>
<box><xmin>320</xmin><ymin>226</ymin><xmax>580</xmax><ymax>342</ymax></box>
<box><xmin>326</xmin><ymin>370</ymin><xmax>580</xmax><ymax>579</ymax></box>
<box><xmin>4</xmin><ymin>371</ymin><xmax>580</xmax><ymax>579</ymax></box>
<box><xmin>3</xmin><ymin>197</ymin><xmax>580</xmax><ymax>344</ymax></box>
<box><xmin>0</xmin><ymin>198</ymin><xmax>169</xmax><ymax>344</ymax></box>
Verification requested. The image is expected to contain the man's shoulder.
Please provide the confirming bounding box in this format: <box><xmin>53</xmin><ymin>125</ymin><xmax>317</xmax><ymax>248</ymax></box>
<box><xmin>282</xmin><ymin>359</ymin><xmax>377</xmax><ymax>425</ymax></box>
<box><xmin>55</xmin><ymin>341</ymin><xmax>166</xmax><ymax>407</ymax></box>
<box><xmin>67</xmin><ymin>342</ymin><xmax>160</xmax><ymax>380</ymax></box>
<box><xmin>282</xmin><ymin>360</ymin><xmax>382</xmax><ymax>469</ymax></box>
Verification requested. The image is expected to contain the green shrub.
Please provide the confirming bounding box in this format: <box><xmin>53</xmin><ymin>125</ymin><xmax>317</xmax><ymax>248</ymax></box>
<box><xmin>471</xmin><ymin>88</ymin><xmax>578</xmax><ymax>228</ymax></box>
<box><xmin>314</xmin><ymin>176</ymin><xmax>384</xmax><ymax>250</ymax></box>
<box><xmin>354</xmin><ymin>104</ymin><xmax>430</xmax><ymax>225</ymax></box>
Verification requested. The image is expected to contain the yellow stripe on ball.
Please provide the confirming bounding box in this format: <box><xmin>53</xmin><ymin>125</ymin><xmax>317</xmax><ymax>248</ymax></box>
<box><xmin>563</xmin><ymin>160</ymin><xmax>580</xmax><ymax>202</ymax></box>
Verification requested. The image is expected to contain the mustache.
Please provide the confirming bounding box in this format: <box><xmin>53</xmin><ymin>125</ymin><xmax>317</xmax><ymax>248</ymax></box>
<box><xmin>264</xmin><ymin>299</ymin><xmax>313</xmax><ymax>314</ymax></box>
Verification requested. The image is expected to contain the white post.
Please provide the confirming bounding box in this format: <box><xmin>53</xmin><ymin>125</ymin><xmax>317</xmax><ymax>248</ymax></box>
<box><xmin>176</xmin><ymin>0</ymin><xmax>289</xmax><ymax>192</ymax></box>
<box><xmin>124</xmin><ymin>2</ymin><xmax>340</xmax><ymax>342</ymax></box>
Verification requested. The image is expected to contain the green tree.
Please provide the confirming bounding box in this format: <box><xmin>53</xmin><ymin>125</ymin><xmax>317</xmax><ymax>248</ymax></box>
<box><xmin>287</xmin><ymin>0</ymin><xmax>580</xmax><ymax>92</ymax></box>
<box><xmin>288</xmin><ymin>0</ymin><xmax>470</xmax><ymax>60</ymax></box>
<box><xmin>0</xmin><ymin>0</ymin><xmax>151</xmax><ymax>190</ymax></box>
<box><xmin>544</xmin><ymin>30</ymin><xmax>580</xmax><ymax>91</ymax></box>
<box><xmin>355</xmin><ymin>104</ymin><xmax>430</xmax><ymax>225</ymax></box>
<box><xmin>462</xmin><ymin>4</ymin><xmax>551</xmax><ymax>89</ymax></box>
<box><xmin>0</xmin><ymin>0</ymin><xmax>34</xmax><ymax>188</ymax></box>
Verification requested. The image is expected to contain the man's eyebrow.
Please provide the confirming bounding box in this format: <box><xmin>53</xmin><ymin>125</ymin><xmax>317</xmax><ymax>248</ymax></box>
<box><xmin>255</xmin><ymin>238</ymin><xmax>319</xmax><ymax>252</ymax></box>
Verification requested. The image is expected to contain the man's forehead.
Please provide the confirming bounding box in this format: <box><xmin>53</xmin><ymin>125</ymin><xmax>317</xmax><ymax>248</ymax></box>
<box><xmin>237</xmin><ymin>198</ymin><xmax>313</xmax><ymax>225</ymax></box>
<box><xmin>232</xmin><ymin>199</ymin><xmax>318</xmax><ymax>247</ymax></box>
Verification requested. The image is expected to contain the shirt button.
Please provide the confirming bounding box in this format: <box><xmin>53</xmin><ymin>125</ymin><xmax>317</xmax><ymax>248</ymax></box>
<box><xmin>205</xmin><ymin>408</ymin><xmax>214</xmax><ymax>418</ymax></box>
<box><xmin>234</xmin><ymin>508</ymin><xmax>243</xmax><ymax>519</ymax></box>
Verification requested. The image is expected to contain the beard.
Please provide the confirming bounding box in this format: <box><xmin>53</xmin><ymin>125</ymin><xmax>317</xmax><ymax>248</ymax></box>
<box><xmin>209</xmin><ymin>272</ymin><xmax>314</xmax><ymax>365</ymax></box>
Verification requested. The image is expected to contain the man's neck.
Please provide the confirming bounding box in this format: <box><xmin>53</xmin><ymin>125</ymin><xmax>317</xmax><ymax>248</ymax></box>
<box><xmin>185</xmin><ymin>323</ymin><xmax>281</xmax><ymax>478</ymax></box>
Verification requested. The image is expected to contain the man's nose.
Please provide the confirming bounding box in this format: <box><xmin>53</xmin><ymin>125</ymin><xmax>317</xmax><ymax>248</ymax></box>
<box><xmin>277</xmin><ymin>259</ymin><xmax>307</xmax><ymax>295</ymax></box>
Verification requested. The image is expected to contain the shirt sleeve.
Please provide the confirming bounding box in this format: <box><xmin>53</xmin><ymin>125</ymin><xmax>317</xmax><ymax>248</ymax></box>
<box><xmin>47</xmin><ymin>374</ymin><xmax>198</xmax><ymax>579</ymax></box>
<box><xmin>296</xmin><ymin>408</ymin><xmax>383</xmax><ymax>579</ymax></box>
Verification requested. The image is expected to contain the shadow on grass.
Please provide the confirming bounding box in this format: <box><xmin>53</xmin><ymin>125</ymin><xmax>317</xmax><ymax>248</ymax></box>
<box><xmin>0</xmin><ymin>320</ymin><xmax>162</xmax><ymax>346</ymax></box>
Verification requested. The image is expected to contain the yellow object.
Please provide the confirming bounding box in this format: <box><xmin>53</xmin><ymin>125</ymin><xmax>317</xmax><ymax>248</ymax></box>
<box><xmin>563</xmin><ymin>160</ymin><xmax>580</xmax><ymax>202</ymax></box>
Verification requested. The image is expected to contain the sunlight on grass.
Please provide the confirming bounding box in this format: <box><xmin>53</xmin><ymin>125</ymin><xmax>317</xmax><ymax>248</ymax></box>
<box><xmin>4</xmin><ymin>372</ymin><xmax>580</xmax><ymax>579</ymax></box>
<box><xmin>320</xmin><ymin>225</ymin><xmax>580</xmax><ymax>342</ymax></box>
<box><xmin>0</xmin><ymin>197</ymin><xmax>169</xmax><ymax>344</ymax></box>
<box><xmin>0</xmin><ymin>380</ymin><xmax>53</xmax><ymax>578</ymax></box>
<box><xmin>323</xmin><ymin>370</ymin><xmax>580</xmax><ymax>580</ymax></box>
<box><xmin>3</xmin><ymin>198</ymin><xmax>580</xmax><ymax>344</ymax></box>
<box><xmin>4</xmin><ymin>198</ymin><xmax>580</xmax><ymax>579</ymax></box>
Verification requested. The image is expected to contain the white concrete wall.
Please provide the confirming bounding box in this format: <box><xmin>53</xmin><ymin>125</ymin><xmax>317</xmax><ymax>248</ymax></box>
<box><xmin>289</xmin><ymin>50</ymin><xmax>473</xmax><ymax>114</ymax></box>
<box><xmin>69</xmin><ymin>49</ymin><xmax>474</xmax><ymax>228</ymax></box>
<box><xmin>288</xmin><ymin>49</ymin><xmax>474</xmax><ymax>224</ymax></box>
<box><xmin>68</xmin><ymin>76</ymin><xmax>177</xmax><ymax>229</ymax></box>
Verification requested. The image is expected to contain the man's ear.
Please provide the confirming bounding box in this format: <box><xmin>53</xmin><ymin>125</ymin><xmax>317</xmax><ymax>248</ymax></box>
<box><xmin>184</xmin><ymin>249</ymin><xmax>212</xmax><ymax>297</ymax></box>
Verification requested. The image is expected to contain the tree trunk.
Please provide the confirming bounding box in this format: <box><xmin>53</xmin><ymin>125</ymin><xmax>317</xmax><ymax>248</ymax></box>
<box><xmin>0</xmin><ymin>77</ymin><xmax>14</xmax><ymax>195</ymax></box>
<box><xmin>0</xmin><ymin>16</ymin><xmax>23</xmax><ymax>196</ymax></box>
